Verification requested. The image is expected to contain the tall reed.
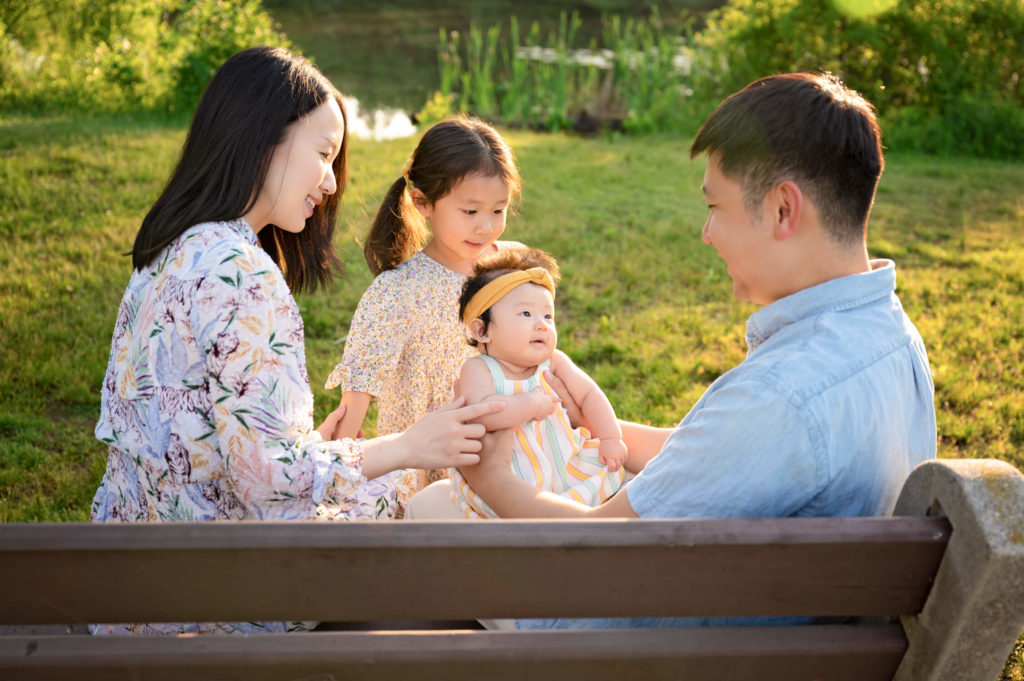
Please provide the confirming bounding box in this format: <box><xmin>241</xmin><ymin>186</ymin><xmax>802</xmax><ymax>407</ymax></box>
<box><xmin>435</xmin><ymin>10</ymin><xmax>695</xmax><ymax>134</ymax></box>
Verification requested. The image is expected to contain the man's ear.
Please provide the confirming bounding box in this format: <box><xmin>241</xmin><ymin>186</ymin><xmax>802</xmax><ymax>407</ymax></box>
<box><xmin>468</xmin><ymin>318</ymin><xmax>489</xmax><ymax>344</ymax></box>
<box><xmin>409</xmin><ymin>187</ymin><xmax>432</xmax><ymax>219</ymax></box>
<box><xmin>771</xmin><ymin>180</ymin><xmax>804</xmax><ymax>241</ymax></box>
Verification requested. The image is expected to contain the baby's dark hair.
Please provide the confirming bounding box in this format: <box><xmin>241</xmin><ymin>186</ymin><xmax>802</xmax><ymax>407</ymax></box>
<box><xmin>458</xmin><ymin>247</ymin><xmax>561</xmax><ymax>347</ymax></box>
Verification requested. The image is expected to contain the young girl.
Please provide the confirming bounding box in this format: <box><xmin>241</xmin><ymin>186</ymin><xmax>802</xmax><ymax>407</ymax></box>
<box><xmin>91</xmin><ymin>47</ymin><xmax>499</xmax><ymax>635</ymax></box>
<box><xmin>428</xmin><ymin>247</ymin><xmax>629</xmax><ymax>519</ymax></box>
<box><xmin>324</xmin><ymin>117</ymin><xmax>522</xmax><ymax>504</ymax></box>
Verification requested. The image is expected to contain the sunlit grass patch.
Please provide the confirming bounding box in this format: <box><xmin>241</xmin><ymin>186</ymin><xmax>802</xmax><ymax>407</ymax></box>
<box><xmin>2</xmin><ymin>117</ymin><xmax>1023</xmax><ymax>522</ymax></box>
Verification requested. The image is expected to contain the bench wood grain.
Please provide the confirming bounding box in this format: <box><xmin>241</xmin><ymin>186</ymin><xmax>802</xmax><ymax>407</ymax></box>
<box><xmin>0</xmin><ymin>458</ymin><xmax>1021</xmax><ymax>681</ymax></box>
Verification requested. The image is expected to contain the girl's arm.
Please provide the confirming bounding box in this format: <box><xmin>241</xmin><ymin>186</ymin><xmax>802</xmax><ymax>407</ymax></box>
<box><xmin>331</xmin><ymin>390</ymin><xmax>371</xmax><ymax>440</ymax></box>
<box><xmin>460</xmin><ymin>357</ymin><xmax>556</xmax><ymax>431</ymax></box>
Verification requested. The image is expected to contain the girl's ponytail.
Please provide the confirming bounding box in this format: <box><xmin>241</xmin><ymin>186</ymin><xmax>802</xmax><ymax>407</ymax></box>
<box><xmin>364</xmin><ymin>176</ymin><xmax>427</xmax><ymax>276</ymax></box>
<box><xmin>363</xmin><ymin>116</ymin><xmax>521</xmax><ymax>277</ymax></box>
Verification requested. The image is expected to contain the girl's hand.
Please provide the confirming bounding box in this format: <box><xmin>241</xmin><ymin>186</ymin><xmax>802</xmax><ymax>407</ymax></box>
<box><xmin>398</xmin><ymin>396</ymin><xmax>506</xmax><ymax>470</ymax></box>
<box><xmin>598</xmin><ymin>438</ymin><xmax>628</xmax><ymax>472</ymax></box>
<box><xmin>316</xmin><ymin>403</ymin><xmax>347</xmax><ymax>441</ymax></box>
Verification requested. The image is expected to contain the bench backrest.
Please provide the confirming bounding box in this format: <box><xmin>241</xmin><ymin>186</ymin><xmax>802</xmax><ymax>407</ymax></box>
<box><xmin>1</xmin><ymin>458</ymin><xmax>1022</xmax><ymax>681</ymax></box>
<box><xmin>0</xmin><ymin>516</ymin><xmax>949</xmax><ymax>624</ymax></box>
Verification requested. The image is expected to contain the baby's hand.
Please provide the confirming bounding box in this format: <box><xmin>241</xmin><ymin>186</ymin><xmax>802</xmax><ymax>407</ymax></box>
<box><xmin>530</xmin><ymin>386</ymin><xmax>559</xmax><ymax>421</ymax></box>
<box><xmin>598</xmin><ymin>438</ymin><xmax>628</xmax><ymax>472</ymax></box>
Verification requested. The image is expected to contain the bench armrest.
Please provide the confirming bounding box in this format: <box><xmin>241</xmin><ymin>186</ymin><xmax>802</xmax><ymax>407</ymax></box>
<box><xmin>893</xmin><ymin>458</ymin><xmax>1024</xmax><ymax>681</ymax></box>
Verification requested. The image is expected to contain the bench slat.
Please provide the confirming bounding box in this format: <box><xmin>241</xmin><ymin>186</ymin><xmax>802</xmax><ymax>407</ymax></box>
<box><xmin>0</xmin><ymin>518</ymin><xmax>949</xmax><ymax>624</ymax></box>
<box><xmin>0</xmin><ymin>624</ymin><xmax>907</xmax><ymax>681</ymax></box>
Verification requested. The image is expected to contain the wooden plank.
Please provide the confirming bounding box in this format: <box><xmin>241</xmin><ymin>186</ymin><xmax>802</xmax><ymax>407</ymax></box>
<box><xmin>0</xmin><ymin>624</ymin><xmax>907</xmax><ymax>681</ymax></box>
<box><xmin>0</xmin><ymin>518</ymin><xmax>949</xmax><ymax>624</ymax></box>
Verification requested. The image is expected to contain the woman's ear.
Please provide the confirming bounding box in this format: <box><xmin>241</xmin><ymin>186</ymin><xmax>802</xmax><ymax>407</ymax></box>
<box><xmin>468</xmin><ymin>318</ymin><xmax>489</xmax><ymax>344</ymax></box>
<box><xmin>409</xmin><ymin>187</ymin><xmax>432</xmax><ymax>219</ymax></box>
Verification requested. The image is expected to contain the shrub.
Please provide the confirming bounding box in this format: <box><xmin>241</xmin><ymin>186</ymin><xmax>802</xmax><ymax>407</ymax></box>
<box><xmin>689</xmin><ymin>0</ymin><xmax>1024</xmax><ymax>159</ymax></box>
<box><xmin>432</xmin><ymin>0</ymin><xmax>1023</xmax><ymax>157</ymax></box>
<box><xmin>883</xmin><ymin>97</ymin><xmax>1024</xmax><ymax>158</ymax></box>
<box><xmin>0</xmin><ymin>0</ymin><xmax>291</xmax><ymax>115</ymax></box>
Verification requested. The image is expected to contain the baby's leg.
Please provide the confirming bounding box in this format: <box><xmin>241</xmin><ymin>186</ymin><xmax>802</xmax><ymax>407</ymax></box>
<box><xmin>405</xmin><ymin>480</ymin><xmax>466</xmax><ymax>519</ymax></box>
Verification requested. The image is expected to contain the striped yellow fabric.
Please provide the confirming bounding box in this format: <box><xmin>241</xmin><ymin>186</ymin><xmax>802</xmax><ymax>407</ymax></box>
<box><xmin>451</xmin><ymin>356</ymin><xmax>625</xmax><ymax>518</ymax></box>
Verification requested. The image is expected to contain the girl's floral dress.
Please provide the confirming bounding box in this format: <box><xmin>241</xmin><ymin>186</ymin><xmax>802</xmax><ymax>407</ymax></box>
<box><xmin>91</xmin><ymin>219</ymin><xmax>399</xmax><ymax>635</ymax></box>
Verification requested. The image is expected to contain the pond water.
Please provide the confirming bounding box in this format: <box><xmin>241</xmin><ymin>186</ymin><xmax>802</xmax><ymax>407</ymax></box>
<box><xmin>343</xmin><ymin>96</ymin><xmax>417</xmax><ymax>141</ymax></box>
<box><xmin>267</xmin><ymin>0</ymin><xmax>719</xmax><ymax>116</ymax></box>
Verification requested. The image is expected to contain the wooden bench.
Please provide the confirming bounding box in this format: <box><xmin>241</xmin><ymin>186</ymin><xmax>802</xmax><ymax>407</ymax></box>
<box><xmin>1</xmin><ymin>458</ymin><xmax>1022</xmax><ymax>681</ymax></box>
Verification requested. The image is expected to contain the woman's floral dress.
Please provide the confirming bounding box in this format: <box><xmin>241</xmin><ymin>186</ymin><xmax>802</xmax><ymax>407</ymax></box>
<box><xmin>91</xmin><ymin>219</ymin><xmax>400</xmax><ymax>635</ymax></box>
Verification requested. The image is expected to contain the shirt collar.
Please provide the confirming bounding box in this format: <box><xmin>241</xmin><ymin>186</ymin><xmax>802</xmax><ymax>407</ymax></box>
<box><xmin>745</xmin><ymin>259</ymin><xmax>897</xmax><ymax>352</ymax></box>
<box><xmin>228</xmin><ymin>218</ymin><xmax>260</xmax><ymax>246</ymax></box>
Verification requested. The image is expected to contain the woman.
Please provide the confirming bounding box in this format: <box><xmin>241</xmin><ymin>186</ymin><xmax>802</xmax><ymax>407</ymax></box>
<box><xmin>91</xmin><ymin>46</ymin><xmax>501</xmax><ymax>634</ymax></box>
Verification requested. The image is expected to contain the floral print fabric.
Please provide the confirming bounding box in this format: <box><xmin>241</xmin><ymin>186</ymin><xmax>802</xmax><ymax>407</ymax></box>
<box><xmin>91</xmin><ymin>219</ymin><xmax>400</xmax><ymax>635</ymax></box>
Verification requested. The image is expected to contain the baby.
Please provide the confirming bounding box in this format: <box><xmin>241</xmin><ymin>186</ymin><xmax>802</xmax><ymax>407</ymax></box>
<box><xmin>448</xmin><ymin>247</ymin><xmax>627</xmax><ymax>518</ymax></box>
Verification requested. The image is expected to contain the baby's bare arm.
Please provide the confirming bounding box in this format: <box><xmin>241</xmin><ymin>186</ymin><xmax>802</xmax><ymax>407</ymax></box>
<box><xmin>549</xmin><ymin>351</ymin><xmax>622</xmax><ymax>442</ymax></box>
<box><xmin>460</xmin><ymin>358</ymin><xmax>555</xmax><ymax>431</ymax></box>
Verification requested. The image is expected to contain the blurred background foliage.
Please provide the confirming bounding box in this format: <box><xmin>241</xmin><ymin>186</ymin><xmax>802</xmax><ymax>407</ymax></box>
<box><xmin>691</xmin><ymin>0</ymin><xmax>1024</xmax><ymax>158</ymax></box>
<box><xmin>2</xmin><ymin>0</ymin><xmax>1021</xmax><ymax>157</ymax></box>
<box><xmin>0</xmin><ymin>0</ymin><xmax>290</xmax><ymax>114</ymax></box>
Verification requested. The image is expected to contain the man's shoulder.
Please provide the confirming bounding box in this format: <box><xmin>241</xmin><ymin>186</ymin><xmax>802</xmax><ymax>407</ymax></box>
<box><xmin>749</xmin><ymin>302</ymin><xmax>919</xmax><ymax>399</ymax></box>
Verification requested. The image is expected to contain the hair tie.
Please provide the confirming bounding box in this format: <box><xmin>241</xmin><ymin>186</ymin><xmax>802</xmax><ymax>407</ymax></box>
<box><xmin>463</xmin><ymin>268</ymin><xmax>555</xmax><ymax>322</ymax></box>
<box><xmin>401</xmin><ymin>154</ymin><xmax>414</xmax><ymax>191</ymax></box>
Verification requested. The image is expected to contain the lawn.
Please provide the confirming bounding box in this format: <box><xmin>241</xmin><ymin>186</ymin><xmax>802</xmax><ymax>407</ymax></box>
<box><xmin>2</xmin><ymin>112</ymin><xmax>1023</xmax><ymax>522</ymax></box>
<box><xmin>1</xmin><ymin>107</ymin><xmax>1022</xmax><ymax>680</ymax></box>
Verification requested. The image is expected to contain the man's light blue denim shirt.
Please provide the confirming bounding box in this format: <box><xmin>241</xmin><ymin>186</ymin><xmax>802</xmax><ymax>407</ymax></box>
<box><xmin>517</xmin><ymin>259</ymin><xmax>936</xmax><ymax>631</ymax></box>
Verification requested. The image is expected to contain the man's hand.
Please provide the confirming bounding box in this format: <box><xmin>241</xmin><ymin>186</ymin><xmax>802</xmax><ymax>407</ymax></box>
<box><xmin>459</xmin><ymin>428</ymin><xmax>515</xmax><ymax>485</ymax></box>
<box><xmin>529</xmin><ymin>386</ymin><xmax>559</xmax><ymax>422</ymax></box>
<box><xmin>542</xmin><ymin>369</ymin><xmax>588</xmax><ymax>430</ymax></box>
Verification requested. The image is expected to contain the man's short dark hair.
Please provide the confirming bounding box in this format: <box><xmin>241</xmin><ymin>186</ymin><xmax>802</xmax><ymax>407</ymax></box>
<box><xmin>690</xmin><ymin>72</ymin><xmax>883</xmax><ymax>245</ymax></box>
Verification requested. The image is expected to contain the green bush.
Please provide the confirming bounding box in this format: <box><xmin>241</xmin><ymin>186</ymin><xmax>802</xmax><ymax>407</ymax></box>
<box><xmin>884</xmin><ymin>97</ymin><xmax>1024</xmax><ymax>158</ymax></box>
<box><xmin>689</xmin><ymin>0</ymin><xmax>1024</xmax><ymax>159</ymax></box>
<box><xmin>0</xmin><ymin>0</ymin><xmax>290</xmax><ymax>115</ymax></box>
<box><xmin>432</xmin><ymin>0</ymin><xmax>1023</xmax><ymax>157</ymax></box>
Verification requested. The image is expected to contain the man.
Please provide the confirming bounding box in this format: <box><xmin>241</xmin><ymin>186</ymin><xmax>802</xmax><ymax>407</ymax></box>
<box><xmin>459</xmin><ymin>72</ymin><xmax>936</xmax><ymax>530</ymax></box>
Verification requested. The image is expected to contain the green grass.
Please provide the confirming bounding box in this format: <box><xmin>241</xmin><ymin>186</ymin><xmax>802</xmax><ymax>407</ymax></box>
<box><xmin>1</xmin><ymin>110</ymin><xmax>1022</xmax><ymax>678</ymax></box>
<box><xmin>3</xmin><ymin>112</ymin><xmax>1023</xmax><ymax>522</ymax></box>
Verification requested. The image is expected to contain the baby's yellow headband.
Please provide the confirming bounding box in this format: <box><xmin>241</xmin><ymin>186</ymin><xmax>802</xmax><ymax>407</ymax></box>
<box><xmin>463</xmin><ymin>268</ymin><xmax>556</xmax><ymax>322</ymax></box>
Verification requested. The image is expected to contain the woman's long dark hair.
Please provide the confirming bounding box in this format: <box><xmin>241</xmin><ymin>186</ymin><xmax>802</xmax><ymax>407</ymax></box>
<box><xmin>363</xmin><ymin>116</ymin><xmax>520</xmax><ymax>276</ymax></box>
<box><xmin>131</xmin><ymin>46</ymin><xmax>348</xmax><ymax>294</ymax></box>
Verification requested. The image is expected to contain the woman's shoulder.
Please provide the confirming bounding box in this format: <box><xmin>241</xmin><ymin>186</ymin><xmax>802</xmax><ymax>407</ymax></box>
<box><xmin>184</xmin><ymin>220</ymin><xmax>277</xmax><ymax>274</ymax></box>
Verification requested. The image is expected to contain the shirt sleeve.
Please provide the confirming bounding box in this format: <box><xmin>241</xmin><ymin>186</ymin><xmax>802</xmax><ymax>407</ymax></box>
<box><xmin>325</xmin><ymin>271</ymin><xmax>411</xmax><ymax>395</ymax></box>
<box><xmin>625</xmin><ymin>375</ymin><xmax>826</xmax><ymax>519</ymax></box>
<box><xmin>193</xmin><ymin>245</ymin><xmax>367</xmax><ymax>511</ymax></box>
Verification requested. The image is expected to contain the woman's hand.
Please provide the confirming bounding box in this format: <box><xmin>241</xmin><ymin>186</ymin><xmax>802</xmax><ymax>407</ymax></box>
<box><xmin>360</xmin><ymin>397</ymin><xmax>506</xmax><ymax>479</ymax></box>
<box><xmin>316</xmin><ymin>403</ymin><xmax>347</xmax><ymax>441</ymax></box>
<box><xmin>402</xmin><ymin>396</ymin><xmax>507</xmax><ymax>468</ymax></box>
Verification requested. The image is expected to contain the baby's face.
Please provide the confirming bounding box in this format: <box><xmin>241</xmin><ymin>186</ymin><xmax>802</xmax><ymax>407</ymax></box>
<box><xmin>481</xmin><ymin>282</ymin><xmax>556</xmax><ymax>368</ymax></box>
